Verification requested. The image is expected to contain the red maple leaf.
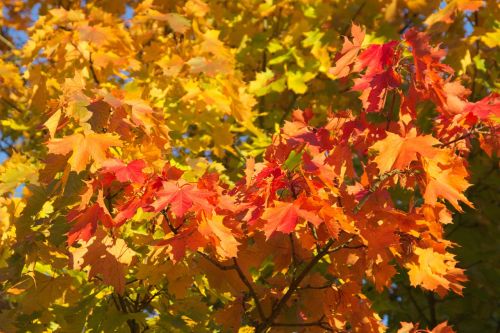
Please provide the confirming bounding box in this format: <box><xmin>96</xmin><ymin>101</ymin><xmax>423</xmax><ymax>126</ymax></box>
<box><xmin>151</xmin><ymin>180</ymin><xmax>213</xmax><ymax>217</ymax></box>
<box><xmin>101</xmin><ymin>159</ymin><xmax>147</xmax><ymax>184</ymax></box>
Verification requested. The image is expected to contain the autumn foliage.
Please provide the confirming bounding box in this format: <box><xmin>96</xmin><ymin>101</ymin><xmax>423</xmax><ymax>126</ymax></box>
<box><xmin>0</xmin><ymin>1</ymin><xmax>499</xmax><ymax>332</ymax></box>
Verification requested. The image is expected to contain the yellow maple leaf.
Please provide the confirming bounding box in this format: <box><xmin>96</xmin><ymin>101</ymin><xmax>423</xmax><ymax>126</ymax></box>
<box><xmin>406</xmin><ymin>247</ymin><xmax>467</xmax><ymax>297</ymax></box>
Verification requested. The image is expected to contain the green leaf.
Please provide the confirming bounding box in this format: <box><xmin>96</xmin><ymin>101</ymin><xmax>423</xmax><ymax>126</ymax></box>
<box><xmin>284</xmin><ymin>150</ymin><xmax>303</xmax><ymax>171</ymax></box>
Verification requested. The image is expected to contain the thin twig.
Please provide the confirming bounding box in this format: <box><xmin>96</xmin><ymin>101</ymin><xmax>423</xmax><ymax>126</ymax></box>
<box><xmin>126</xmin><ymin>278</ymin><xmax>139</xmax><ymax>285</ymax></box>
<box><xmin>0</xmin><ymin>34</ymin><xmax>15</xmax><ymax>49</ymax></box>
<box><xmin>140</xmin><ymin>289</ymin><xmax>164</xmax><ymax>308</ymax></box>
<box><xmin>327</xmin><ymin>243</ymin><xmax>365</xmax><ymax>254</ymax></box>
<box><xmin>197</xmin><ymin>251</ymin><xmax>235</xmax><ymax>270</ymax></box>
<box><xmin>117</xmin><ymin>295</ymin><xmax>129</xmax><ymax>313</ymax></box>
<box><xmin>0</xmin><ymin>97</ymin><xmax>23</xmax><ymax>112</ymax></box>
<box><xmin>161</xmin><ymin>209</ymin><xmax>184</xmax><ymax>234</ymax></box>
<box><xmin>354</xmin><ymin>169</ymin><xmax>418</xmax><ymax>213</ymax></box>
<box><xmin>299</xmin><ymin>283</ymin><xmax>336</xmax><ymax>290</ymax></box>
<box><xmin>88</xmin><ymin>52</ymin><xmax>100</xmax><ymax>85</ymax></box>
<box><xmin>232</xmin><ymin>258</ymin><xmax>266</xmax><ymax>321</ymax></box>
<box><xmin>437</xmin><ymin>130</ymin><xmax>475</xmax><ymax>148</ymax></box>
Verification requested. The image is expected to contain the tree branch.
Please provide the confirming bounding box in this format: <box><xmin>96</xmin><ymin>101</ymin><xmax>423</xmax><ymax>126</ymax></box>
<box><xmin>298</xmin><ymin>283</ymin><xmax>336</xmax><ymax>290</ymax></box>
<box><xmin>0</xmin><ymin>97</ymin><xmax>23</xmax><ymax>112</ymax></box>
<box><xmin>0</xmin><ymin>33</ymin><xmax>15</xmax><ymax>50</ymax></box>
<box><xmin>256</xmin><ymin>239</ymin><xmax>337</xmax><ymax>332</ymax></box>
<box><xmin>232</xmin><ymin>258</ymin><xmax>266</xmax><ymax>321</ymax></box>
<box><xmin>88</xmin><ymin>51</ymin><xmax>100</xmax><ymax>85</ymax></box>
<box><xmin>406</xmin><ymin>286</ymin><xmax>430</xmax><ymax>325</ymax></box>
<box><xmin>161</xmin><ymin>209</ymin><xmax>186</xmax><ymax>234</ymax></box>
<box><xmin>140</xmin><ymin>289</ymin><xmax>164</xmax><ymax>308</ymax></box>
<box><xmin>427</xmin><ymin>292</ymin><xmax>437</xmax><ymax>327</ymax></box>
<box><xmin>197</xmin><ymin>251</ymin><xmax>235</xmax><ymax>271</ymax></box>
<box><xmin>197</xmin><ymin>252</ymin><xmax>266</xmax><ymax>322</ymax></box>
<box><xmin>327</xmin><ymin>242</ymin><xmax>365</xmax><ymax>254</ymax></box>
<box><xmin>437</xmin><ymin>130</ymin><xmax>475</xmax><ymax>148</ymax></box>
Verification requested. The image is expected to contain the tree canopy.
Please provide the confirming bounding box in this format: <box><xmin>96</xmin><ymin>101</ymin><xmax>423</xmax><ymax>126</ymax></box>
<box><xmin>0</xmin><ymin>1</ymin><xmax>499</xmax><ymax>332</ymax></box>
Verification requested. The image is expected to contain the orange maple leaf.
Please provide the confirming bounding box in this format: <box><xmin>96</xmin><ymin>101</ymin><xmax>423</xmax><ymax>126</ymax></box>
<box><xmin>199</xmin><ymin>213</ymin><xmax>239</xmax><ymax>259</ymax></box>
<box><xmin>47</xmin><ymin>132</ymin><xmax>122</xmax><ymax>172</ymax></box>
<box><xmin>329</xmin><ymin>23</ymin><xmax>365</xmax><ymax>78</ymax></box>
<box><xmin>262</xmin><ymin>200</ymin><xmax>322</xmax><ymax>239</ymax></box>
<box><xmin>371</xmin><ymin>130</ymin><xmax>441</xmax><ymax>174</ymax></box>
<box><xmin>422</xmin><ymin>152</ymin><xmax>473</xmax><ymax>212</ymax></box>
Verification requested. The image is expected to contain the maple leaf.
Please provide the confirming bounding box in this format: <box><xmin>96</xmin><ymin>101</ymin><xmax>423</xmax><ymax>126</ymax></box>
<box><xmin>151</xmin><ymin>180</ymin><xmax>213</xmax><ymax>217</ymax></box>
<box><xmin>464</xmin><ymin>93</ymin><xmax>500</xmax><ymax>121</ymax></box>
<box><xmin>113</xmin><ymin>197</ymin><xmax>144</xmax><ymax>227</ymax></box>
<box><xmin>370</xmin><ymin>130</ymin><xmax>441</xmax><ymax>174</ymax></box>
<box><xmin>156</xmin><ymin>226</ymin><xmax>207</xmax><ymax>263</ymax></box>
<box><xmin>3</xmin><ymin>2</ymin><xmax>497</xmax><ymax>330</ymax></box>
<box><xmin>352</xmin><ymin>67</ymin><xmax>401</xmax><ymax>113</ymax></box>
<box><xmin>397</xmin><ymin>322</ymin><xmax>417</xmax><ymax>333</ymax></box>
<box><xmin>78</xmin><ymin>24</ymin><xmax>116</xmax><ymax>46</ymax></box>
<box><xmin>398</xmin><ymin>321</ymin><xmax>456</xmax><ymax>333</ymax></box>
<box><xmin>347</xmin><ymin>40</ymin><xmax>402</xmax><ymax>112</ymax></box>
<box><xmin>44</xmin><ymin>109</ymin><xmax>62</xmax><ymax>138</ymax></box>
<box><xmin>261</xmin><ymin>200</ymin><xmax>322</xmax><ymax>238</ymax></box>
<box><xmin>0</xmin><ymin>153</ymin><xmax>39</xmax><ymax>195</ymax></box>
<box><xmin>101</xmin><ymin>159</ymin><xmax>146</xmax><ymax>184</ymax></box>
<box><xmin>58</xmin><ymin>72</ymin><xmax>92</xmax><ymax>122</ymax></box>
<box><xmin>146</xmin><ymin>10</ymin><xmax>191</xmax><ymax>33</ymax></box>
<box><xmin>67</xmin><ymin>192</ymin><xmax>113</xmax><ymax>246</ymax></box>
<box><xmin>327</xmin><ymin>144</ymin><xmax>356</xmax><ymax>182</ymax></box>
<box><xmin>404</xmin><ymin>29</ymin><xmax>458</xmax><ymax>114</ymax></box>
<box><xmin>406</xmin><ymin>247</ymin><xmax>467</xmax><ymax>297</ymax></box>
<box><xmin>404</xmin><ymin>29</ymin><xmax>447</xmax><ymax>80</ymax></box>
<box><xmin>71</xmin><ymin>230</ymin><xmax>136</xmax><ymax>295</ymax></box>
<box><xmin>358</xmin><ymin>41</ymin><xmax>399</xmax><ymax>75</ymax></box>
<box><xmin>422</xmin><ymin>152</ymin><xmax>473</xmax><ymax>212</ymax></box>
<box><xmin>67</xmin><ymin>203</ymin><xmax>100</xmax><ymax>246</ymax></box>
<box><xmin>431</xmin><ymin>321</ymin><xmax>456</xmax><ymax>333</ymax></box>
<box><xmin>199</xmin><ymin>214</ymin><xmax>239</xmax><ymax>259</ymax></box>
<box><xmin>329</xmin><ymin>23</ymin><xmax>365</xmax><ymax>78</ymax></box>
<box><xmin>87</xmin><ymin>100</ymin><xmax>112</xmax><ymax>132</ymax></box>
<box><xmin>47</xmin><ymin>132</ymin><xmax>122</xmax><ymax>172</ymax></box>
